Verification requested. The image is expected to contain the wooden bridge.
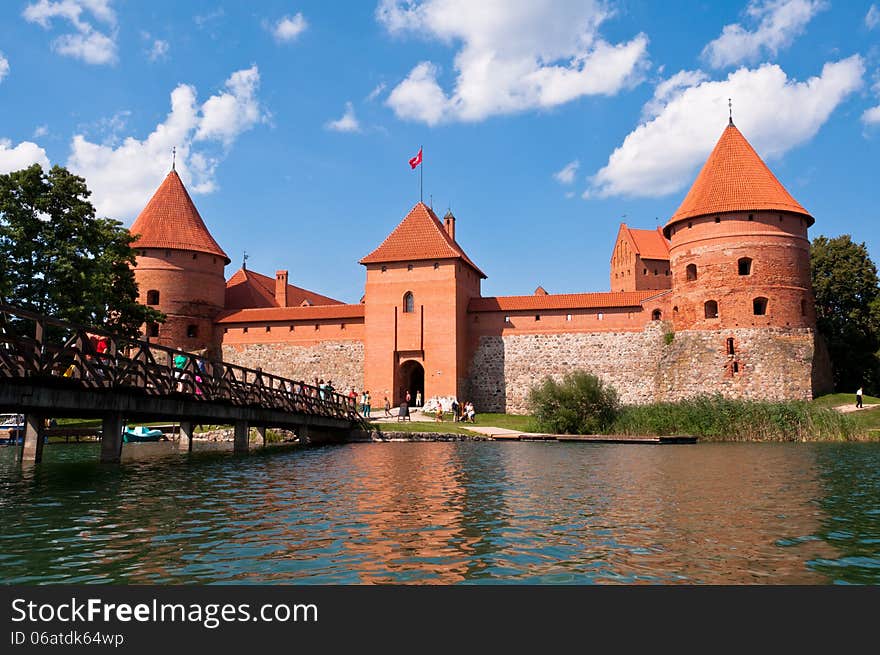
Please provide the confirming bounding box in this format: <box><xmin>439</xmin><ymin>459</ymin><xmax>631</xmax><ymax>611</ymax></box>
<box><xmin>0</xmin><ymin>304</ymin><xmax>362</xmax><ymax>464</ymax></box>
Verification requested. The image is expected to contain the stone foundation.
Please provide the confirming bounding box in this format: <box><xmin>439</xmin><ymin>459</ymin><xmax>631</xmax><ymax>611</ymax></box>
<box><xmin>222</xmin><ymin>340</ymin><xmax>364</xmax><ymax>393</ymax></box>
<box><xmin>468</xmin><ymin>324</ymin><xmax>830</xmax><ymax>414</ymax></box>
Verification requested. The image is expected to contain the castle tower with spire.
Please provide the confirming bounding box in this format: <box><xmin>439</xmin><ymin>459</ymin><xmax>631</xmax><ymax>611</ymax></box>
<box><xmin>130</xmin><ymin>169</ymin><xmax>230</xmax><ymax>355</ymax></box>
<box><xmin>663</xmin><ymin>121</ymin><xmax>816</xmax><ymax>332</ymax></box>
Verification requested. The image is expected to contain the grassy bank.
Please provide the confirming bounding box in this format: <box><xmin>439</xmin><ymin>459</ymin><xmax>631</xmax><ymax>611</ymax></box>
<box><xmin>608</xmin><ymin>396</ymin><xmax>868</xmax><ymax>442</ymax></box>
<box><xmin>369</xmin><ymin>421</ymin><xmax>481</xmax><ymax>436</ymax></box>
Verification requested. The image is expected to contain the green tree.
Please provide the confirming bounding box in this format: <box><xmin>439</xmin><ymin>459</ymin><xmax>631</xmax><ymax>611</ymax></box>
<box><xmin>0</xmin><ymin>164</ymin><xmax>163</xmax><ymax>337</ymax></box>
<box><xmin>528</xmin><ymin>371</ymin><xmax>620</xmax><ymax>434</ymax></box>
<box><xmin>811</xmin><ymin>234</ymin><xmax>880</xmax><ymax>394</ymax></box>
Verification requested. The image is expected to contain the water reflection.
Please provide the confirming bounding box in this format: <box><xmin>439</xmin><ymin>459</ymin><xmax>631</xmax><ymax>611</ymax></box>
<box><xmin>0</xmin><ymin>441</ymin><xmax>878</xmax><ymax>584</ymax></box>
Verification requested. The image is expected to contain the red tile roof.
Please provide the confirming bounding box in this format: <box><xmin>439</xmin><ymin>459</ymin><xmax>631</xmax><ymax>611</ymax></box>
<box><xmin>360</xmin><ymin>202</ymin><xmax>486</xmax><ymax>278</ymax></box>
<box><xmin>225</xmin><ymin>268</ymin><xmax>342</xmax><ymax>311</ymax></box>
<box><xmin>469</xmin><ymin>290</ymin><xmax>662</xmax><ymax>312</ymax></box>
<box><xmin>665</xmin><ymin>123</ymin><xmax>812</xmax><ymax>233</ymax></box>
<box><xmin>615</xmin><ymin>223</ymin><xmax>670</xmax><ymax>261</ymax></box>
<box><xmin>130</xmin><ymin>170</ymin><xmax>230</xmax><ymax>262</ymax></box>
<box><xmin>216</xmin><ymin>304</ymin><xmax>365</xmax><ymax>323</ymax></box>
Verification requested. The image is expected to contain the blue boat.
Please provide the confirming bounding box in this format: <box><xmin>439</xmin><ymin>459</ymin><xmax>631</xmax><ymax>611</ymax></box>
<box><xmin>123</xmin><ymin>425</ymin><xmax>166</xmax><ymax>443</ymax></box>
<box><xmin>0</xmin><ymin>414</ymin><xmax>25</xmax><ymax>445</ymax></box>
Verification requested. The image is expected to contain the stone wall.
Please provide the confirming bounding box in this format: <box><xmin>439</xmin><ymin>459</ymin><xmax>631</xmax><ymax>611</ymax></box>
<box><xmin>222</xmin><ymin>340</ymin><xmax>364</xmax><ymax>393</ymax></box>
<box><xmin>468</xmin><ymin>323</ymin><xmax>829</xmax><ymax>414</ymax></box>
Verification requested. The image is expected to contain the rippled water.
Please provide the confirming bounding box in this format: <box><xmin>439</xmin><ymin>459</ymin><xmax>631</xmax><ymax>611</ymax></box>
<box><xmin>1</xmin><ymin>441</ymin><xmax>878</xmax><ymax>584</ymax></box>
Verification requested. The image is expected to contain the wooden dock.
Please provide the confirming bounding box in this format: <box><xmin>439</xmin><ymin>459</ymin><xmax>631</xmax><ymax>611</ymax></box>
<box><xmin>487</xmin><ymin>431</ymin><xmax>697</xmax><ymax>444</ymax></box>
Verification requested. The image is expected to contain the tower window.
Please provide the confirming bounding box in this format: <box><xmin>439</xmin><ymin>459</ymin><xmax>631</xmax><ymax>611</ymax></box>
<box><xmin>434</xmin><ymin>262</ymin><xmax>439</xmax><ymax>270</ymax></box>
<box><xmin>265</xmin><ymin>326</ymin><xmax>271</xmax><ymax>333</ymax></box>
<box><xmin>753</xmin><ymin>297</ymin><xmax>768</xmax><ymax>316</ymax></box>
<box><xmin>403</xmin><ymin>292</ymin><xmax>415</xmax><ymax>313</ymax></box>
<box><xmin>688</xmin><ymin>222</ymin><xmax>692</xmax><ymax>229</ymax></box>
<box><xmin>187</xmin><ymin>324</ymin><xmax>198</xmax><ymax>338</ymax></box>
<box><xmin>146</xmin><ymin>289</ymin><xmax>160</xmax><ymax>305</ymax></box>
<box><xmin>726</xmin><ymin>338</ymin><xmax>735</xmax><ymax>355</ymax></box>
<box><xmin>242</xmin><ymin>327</ymin><xmax>248</xmax><ymax>334</ymax></box>
<box><xmin>733</xmin><ymin>361</ymin><xmax>740</xmax><ymax>373</ymax></box>
<box><xmin>704</xmin><ymin>300</ymin><xmax>719</xmax><ymax>319</ymax></box>
<box><xmin>535</xmin><ymin>315</ymin><xmax>541</xmax><ymax>321</ymax></box>
<box><xmin>643</xmin><ymin>268</ymin><xmax>647</xmax><ymax>275</ymax></box>
<box><xmin>147</xmin><ymin>323</ymin><xmax>159</xmax><ymax>337</ymax></box>
<box><xmin>714</xmin><ymin>216</ymin><xmax>720</xmax><ymax>223</ymax></box>
<box><xmin>801</xmin><ymin>299</ymin><xmax>807</xmax><ymax>316</ymax></box>
<box><xmin>654</xmin><ymin>269</ymin><xmax>658</xmax><ymax>276</ymax></box>
<box><xmin>651</xmin><ymin>309</ymin><xmax>662</xmax><ymax>321</ymax></box>
<box><xmin>192</xmin><ymin>253</ymin><xmax>198</xmax><ymax>260</ymax></box>
<box><xmin>381</xmin><ymin>266</ymin><xmax>387</xmax><ymax>273</ymax></box>
<box><xmin>566</xmin><ymin>314</ymin><xmax>572</xmax><ymax>321</ymax></box>
<box><xmin>686</xmin><ymin>264</ymin><xmax>697</xmax><ymax>281</ymax></box>
<box><xmin>738</xmin><ymin>257</ymin><xmax>752</xmax><ymax>276</ymax></box>
<box><xmin>407</xmin><ymin>264</ymin><xmax>414</xmax><ymax>271</ymax></box>
<box><xmin>597</xmin><ymin>313</ymin><xmax>604</xmax><ymax>321</ymax></box>
<box><xmin>748</xmin><ymin>214</ymin><xmax>754</xmax><ymax>221</ymax></box>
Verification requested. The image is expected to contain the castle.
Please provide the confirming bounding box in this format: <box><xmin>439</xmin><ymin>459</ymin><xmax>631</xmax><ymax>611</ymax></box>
<box><xmin>128</xmin><ymin>120</ymin><xmax>832</xmax><ymax>413</ymax></box>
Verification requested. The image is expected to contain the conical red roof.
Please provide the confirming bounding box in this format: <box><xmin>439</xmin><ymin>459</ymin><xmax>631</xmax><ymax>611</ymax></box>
<box><xmin>664</xmin><ymin>123</ymin><xmax>812</xmax><ymax>235</ymax></box>
<box><xmin>360</xmin><ymin>202</ymin><xmax>485</xmax><ymax>278</ymax></box>
<box><xmin>130</xmin><ymin>170</ymin><xmax>230</xmax><ymax>263</ymax></box>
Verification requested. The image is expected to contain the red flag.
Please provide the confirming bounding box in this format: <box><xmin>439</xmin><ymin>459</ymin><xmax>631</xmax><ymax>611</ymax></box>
<box><xmin>409</xmin><ymin>147</ymin><xmax>423</xmax><ymax>169</ymax></box>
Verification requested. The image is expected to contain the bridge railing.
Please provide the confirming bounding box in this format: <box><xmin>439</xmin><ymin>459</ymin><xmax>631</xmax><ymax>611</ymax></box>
<box><xmin>0</xmin><ymin>304</ymin><xmax>357</xmax><ymax>420</ymax></box>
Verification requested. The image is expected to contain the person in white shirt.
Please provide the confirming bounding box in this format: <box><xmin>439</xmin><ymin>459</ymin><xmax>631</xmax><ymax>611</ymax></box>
<box><xmin>856</xmin><ymin>386</ymin><xmax>863</xmax><ymax>408</ymax></box>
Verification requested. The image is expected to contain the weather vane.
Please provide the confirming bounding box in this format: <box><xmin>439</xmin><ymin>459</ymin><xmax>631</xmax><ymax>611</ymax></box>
<box><xmin>728</xmin><ymin>98</ymin><xmax>733</xmax><ymax>126</ymax></box>
<box><xmin>242</xmin><ymin>251</ymin><xmax>249</xmax><ymax>269</ymax></box>
<box><xmin>171</xmin><ymin>146</ymin><xmax>176</xmax><ymax>171</ymax></box>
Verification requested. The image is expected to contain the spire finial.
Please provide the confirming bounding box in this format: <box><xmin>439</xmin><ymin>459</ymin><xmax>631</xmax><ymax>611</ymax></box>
<box><xmin>242</xmin><ymin>251</ymin><xmax>248</xmax><ymax>270</ymax></box>
<box><xmin>728</xmin><ymin>98</ymin><xmax>733</xmax><ymax>126</ymax></box>
<box><xmin>171</xmin><ymin>146</ymin><xmax>176</xmax><ymax>171</ymax></box>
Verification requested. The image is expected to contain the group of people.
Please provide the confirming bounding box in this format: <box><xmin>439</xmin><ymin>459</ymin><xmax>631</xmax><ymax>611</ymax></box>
<box><xmin>348</xmin><ymin>389</ymin><xmax>373</xmax><ymax>417</ymax></box>
<box><xmin>437</xmin><ymin>398</ymin><xmax>476</xmax><ymax>423</ymax></box>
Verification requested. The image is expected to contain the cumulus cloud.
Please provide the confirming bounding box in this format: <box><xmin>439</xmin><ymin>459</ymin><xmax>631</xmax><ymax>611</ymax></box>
<box><xmin>554</xmin><ymin>160</ymin><xmax>579</xmax><ymax>184</ymax></box>
<box><xmin>325</xmin><ymin>102</ymin><xmax>361</xmax><ymax>132</ymax></box>
<box><xmin>0</xmin><ymin>139</ymin><xmax>51</xmax><ymax>174</ymax></box>
<box><xmin>867</xmin><ymin>5</ymin><xmax>880</xmax><ymax>30</ymax></box>
<box><xmin>863</xmin><ymin>81</ymin><xmax>880</xmax><ymax>125</ymax></box>
<box><xmin>23</xmin><ymin>0</ymin><xmax>118</xmax><ymax>65</ymax></box>
<box><xmin>0</xmin><ymin>52</ymin><xmax>9</xmax><ymax>82</ymax></box>
<box><xmin>588</xmin><ymin>56</ymin><xmax>864</xmax><ymax>198</ymax></box>
<box><xmin>66</xmin><ymin>66</ymin><xmax>267</xmax><ymax>220</ymax></box>
<box><xmin>378</xmin><ymin>0</ymin><xmax>649</xmax><ymax>125</ymax></box>
<box><xmin>702</xmin><ymin>0</ymin><xmax>827</xmax><ymax>69</ymax></box>
<box><xmin>270</xmin><ymin>12</ymin><xmax>307</xmax><ymax>42</ymax></box>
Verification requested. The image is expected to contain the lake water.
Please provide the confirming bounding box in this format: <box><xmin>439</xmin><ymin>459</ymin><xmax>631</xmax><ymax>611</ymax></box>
<box><xmin>1</xmin><ymin>441</ymin><xmax>878</xmax><ymax>584</ymax></box>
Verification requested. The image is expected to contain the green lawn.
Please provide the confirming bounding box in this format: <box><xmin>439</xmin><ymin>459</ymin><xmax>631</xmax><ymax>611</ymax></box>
<box><xmin>469</xmin><ymin>412</ymin><xmax>537</xmax><ymax>432</ymax></box>
<box><xmin>812</xmin><ymin>393</ymin><xmax>880</xmax><ymax>409</ymax></box>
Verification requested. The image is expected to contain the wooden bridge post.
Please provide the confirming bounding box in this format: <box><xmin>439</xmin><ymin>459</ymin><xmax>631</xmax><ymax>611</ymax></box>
<box><xmin>233</xmin><ymin>421</ymin><xmax>249</xmax><ymax>454</ymax></box>
<box><xmin>100</xmin><ymin>413</ymin><xmax>124</xmax><ymax>463</ymax></box>
<box><xmin>179</xmin><ymin>421</ymin><xmax>194</xmax><ymax>453</ymax></box>
<box><xmin>256</xmin><ymin>426</ymin><xmax>267</xmax><ymax>447</ymax></box>
<box><xmin>20</xmin><ymin>414</ymin><xmax>45</xmax><ymax>464</ymax></box>
<box><xmin>298</xmin><ymin>424</ymin><xmax>310</xmax><ymax>445</ymax></box>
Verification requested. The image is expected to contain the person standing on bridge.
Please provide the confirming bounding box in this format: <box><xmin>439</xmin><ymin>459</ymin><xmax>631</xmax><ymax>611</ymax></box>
<box><xmin>173</xmin><ymin>349</ymin><xmax>187</xmax><ymax>392</ymax></box>
<box><xmin>364</xmin><ymin>390</ymin><xmax>371</xmax><ymax>418</ymax></box>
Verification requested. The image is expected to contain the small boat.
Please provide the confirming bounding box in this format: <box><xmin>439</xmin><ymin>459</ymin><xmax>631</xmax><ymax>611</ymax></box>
<box><xmin>123</xmin><ymin>425</ymin><xmax>166</xmax><ymax>443</ymax></box>
<box><xmin>0</xmin><ymin>414</ymin><xmax>25</xmax><ymax>445</ymax></box>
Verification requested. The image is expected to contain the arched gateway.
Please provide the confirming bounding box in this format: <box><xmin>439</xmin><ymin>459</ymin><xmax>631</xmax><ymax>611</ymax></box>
<box><xmin>399</xmin><ymin>360</ymin><xmax>424</xmax><ymax>405</ymax></box>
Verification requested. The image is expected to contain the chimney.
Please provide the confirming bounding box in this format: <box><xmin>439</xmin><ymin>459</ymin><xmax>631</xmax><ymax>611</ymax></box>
<box><xmin>275</xmin><ymin>270</ymin><xmax>288</xmax><ymax>307</ymax></box>
<box><xmin>443</xmin><ymin>210</ymin><xmax>456</xmax><ymax>241</ymax></box>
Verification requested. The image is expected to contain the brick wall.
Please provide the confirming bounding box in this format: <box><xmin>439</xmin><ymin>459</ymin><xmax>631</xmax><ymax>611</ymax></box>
<box><xmin>222</xmin><ymin>340</ymin><xmax>365</xmax><ymax>393</ymax></box>
<box><xmin>467</xmin><ymin>322</ymin><xmax>830</xmax><ymax>414</ymax></box>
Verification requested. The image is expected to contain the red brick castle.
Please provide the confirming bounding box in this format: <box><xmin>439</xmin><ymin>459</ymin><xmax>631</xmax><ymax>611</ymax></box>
<box><xmin>129</xmin><ymin>121</ymin><xmax>832</xmax><ymax>412</ymax></box>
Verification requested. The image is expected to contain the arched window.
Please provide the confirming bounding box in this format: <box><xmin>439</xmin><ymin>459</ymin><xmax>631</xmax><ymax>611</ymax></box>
<box><xmin>704</xmin><ymin>300</ymin><xmax>718</xmax><ymax>319</ymax></box>
<box><xmin>187</xmin><ymin>324</ymin><xmax>198</xmax><ymax>338</ymax></box>
<box><xmin>686</xmin><ymin>264</ymin><xmax>697</xmax><ymax>281</ymax></box>
<box><xmin>651</xmin><ymin>309</ymin><xmax>662</xmax><ymax>321</ymax></box>
<box><xmin>753</xmin><ymin>297</ymin><xmax>768</xmax><ymax>316</ymax></box>
<box><xmin>146</xmin><ymin>289</ymin><xmax>160</xmax><ymax>305</ymax></box>
<box><xmin>738</xmin><ymin>257</ymin><xmax>752</xmax><ymax>276</ymax></box>
<box><xmin>403</xmin><ymin>292</ymin><xmax>415</xmax><ymax>313</ymax></box>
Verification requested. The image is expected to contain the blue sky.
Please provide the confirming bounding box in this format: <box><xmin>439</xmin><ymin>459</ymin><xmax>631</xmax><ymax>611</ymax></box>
<box><xmin>1</xmin><ymin>0</ymin><xmax>878</xmax><ymax>303</ymax></box>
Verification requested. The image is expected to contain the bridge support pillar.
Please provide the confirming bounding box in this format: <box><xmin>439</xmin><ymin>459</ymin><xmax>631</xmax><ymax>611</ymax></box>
<box><xmin>179</xmin><ymin>421</ymin><xmax>194</xmax><ymax>453</ymax></box>
<box><xmin>20</xmin><ymin>414</ymin><xmax>45</xmax><ymax>464</ymax></box>
<box><xmin>234</xmin><ymin>421</ymin><xmax>249</xmax><ymax>454</ymax></box>
<box><xmin>298</xmin><ymin>425</ymin><xmax>310</xmax><ymax>445</ymax></box>
<box><xmin>256</xmin><ymin>426</ymin><xmax>267</xmax><ymax>447</ymax></box>
<box><xmin>100</xmin><ymin>413</ymin><xmax>124</xmax><ymax>463</ymax></box>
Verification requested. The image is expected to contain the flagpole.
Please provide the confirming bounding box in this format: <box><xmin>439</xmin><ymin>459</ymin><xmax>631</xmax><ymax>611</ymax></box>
<box><xmin>419</xmin><ymin>144</ymin><xmax>423</xmax><ymax>203</ymax></box>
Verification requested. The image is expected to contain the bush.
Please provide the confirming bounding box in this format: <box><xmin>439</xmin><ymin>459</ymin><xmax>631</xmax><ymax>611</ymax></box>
<box><xmin>528</xmin><ymin>371</ymin><xmax>619</xmax><ymax>434</ymax></box>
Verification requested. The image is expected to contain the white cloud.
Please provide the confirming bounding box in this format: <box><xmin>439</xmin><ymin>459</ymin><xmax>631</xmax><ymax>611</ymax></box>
<box><xmin>148</xmin><ymin>39</ymin><xmax>169</xmax><ymax>62</ymax></box>
<box><xmin>702</xmin><ymin>0</ymin><xmax>827</xmax><ymax>69</ymax></box>
<box><xmin>378</xmin><ymin>0</ymin><xmax>649</xmax><ymax>125</ymax></box>
<box><xmin>554</xmin><ymin>160</ymin><xmax>579</xmax><ymax>184</ymax></box>
<box><xmin>66</xmin><ymin>66</ymin><xmax>267</xmax><ymax>219</ymax></box>
<box><xmin>589</xmin><ymin>56</ymin><xmax>864</xmax><ymax>198</ymax></box>
<box><xmin>0</xmin><ymin>139</ymin><xmax>51</xmax><ymax>174</ymax></box>
<box><xmin>867</xmin><ymin>5</ymin><xmax>880</xmax><ymax>30</ymax></box>
<box><xmin>271</xmin><ymin>13</ymin><xmax>307</xmax><ymax>42</ymax></box>
<box><xmin>23</xmin><ymin>0</ymin><xmax>117</xmax><ymax>65</ymax></box>
<box><xmin>864</xmin><ymin>105</ymin><xmax>880</xmax><ymax>124</ymax></box>
<box><xmin>33</xmin><ymin>125</ymin><xmax>50</xmax><ymax>138</ymax></box>
<box><xmin>0</xmin><ymin>52</ymin><xmax>9</xmax><ymax>83</ymax></box>
<box><xmin>325</xmin><ymin>102</ymin><xmax>361</xmax><ymax>132</ymax></box>
<box><xmin>366</xmin><ymin>82</ymin><xmax>387</xmax><ymax>101</ymax></box>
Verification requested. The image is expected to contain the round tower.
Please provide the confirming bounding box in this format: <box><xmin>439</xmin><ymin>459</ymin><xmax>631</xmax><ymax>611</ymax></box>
<box><xmin>663</xmin><ymin>121</ymin><xmax>816</xmax><ymax>332</ymax></box>
<box><xmin>129</xmin><ymin>169</ymin><xmax>230</xmax><ymax>355</ymax></box>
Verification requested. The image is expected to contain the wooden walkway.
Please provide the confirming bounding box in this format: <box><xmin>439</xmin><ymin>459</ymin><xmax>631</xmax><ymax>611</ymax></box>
<box><xmin>469</xmin><ymin>427</ymin><xmax>697</xmax><ymax>444</ymax></box>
